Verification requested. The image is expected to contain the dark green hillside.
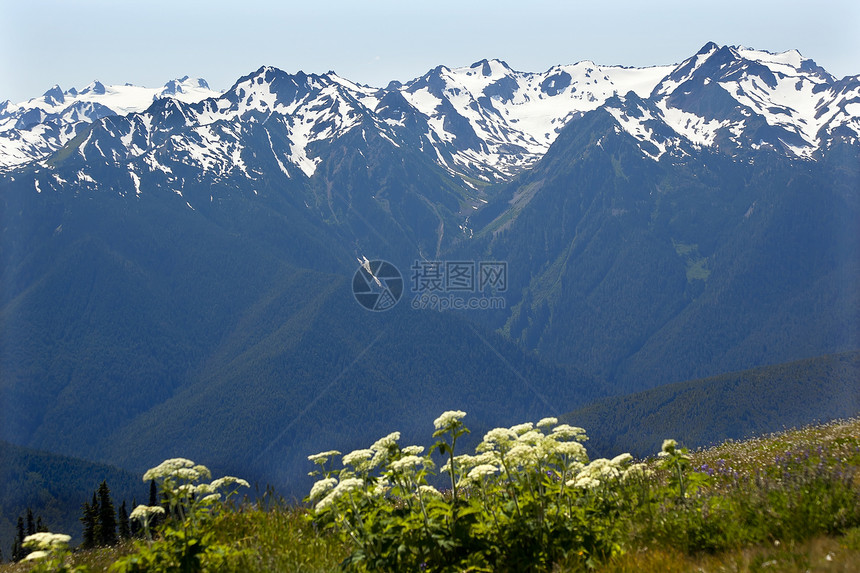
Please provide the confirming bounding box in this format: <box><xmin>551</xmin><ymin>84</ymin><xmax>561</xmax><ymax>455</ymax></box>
<box><xmin>97</xmin><ymin>279</ymin><xmax>606</xmax><ymax>495</ymax></box>
<box><xmin>0</xmin><ymin>166</ymin><xmax>352</xmax><ymax>455</ymax></box>
<box><xmin>471</xmin><ymin>106</ymin><xmax>860</xmax><ymax>391</ymax></box>
<box><xmin>0</xmin><ymin>441</ymin><xmax>144</xmax><ymax>552</ymax></box>
<box><xmin>0</xmin><ymin>156</ymin><xmax>604</xmax><ymax>497</ymax></box>
<box><xmin>560</xmin><ymin>350</ymin><xmax>860</xmax><ymax>458</ymax></box>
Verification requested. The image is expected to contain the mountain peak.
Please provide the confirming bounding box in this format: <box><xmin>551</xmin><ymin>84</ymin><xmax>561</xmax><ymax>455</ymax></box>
<box><xmin>731</xmin><ymin>45</ymin><xmax>819</xmax><ymax>75</ymax></box>
<box><xmin>696</xmin><ymin>41</ymin><xmax>720</xmax><ymax>55</ymax></box>
<box><xmin>42</xmin><ymin>84</ymin><xmax>65</xmax><ymax>105</ymax></box>
<box><xmin>158</xmin><ymin>76</ymin><xmax>213</xmax><ymax>96</ymax></box>
<box><xmin>469</xmin><ymin>58</ymin><xmax>512</xmax><ymax>77</ymax></box>
<box><xmin>81</xmin><ymin>80</ymin><xmax>106</xmax><ymax>95</ymax></box>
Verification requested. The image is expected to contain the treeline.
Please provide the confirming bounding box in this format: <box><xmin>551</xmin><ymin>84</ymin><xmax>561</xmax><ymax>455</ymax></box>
<box><xmin>8</xmin><ymin>508</ymin><xmax>48</xmax><ymax>562</ymax></box>
<box><xmin>5</xmin><ymin>481</ymin><xmax>123</xmax><ymax>561</ymax></box>
<box><xmin>4</xmin><ymin>479</ymin><xmax>152</xmax><ymax>563</ymax></box>
<box><xmin>0</xmin><ymin>441</ymin><xmax>143</xmax><ymax>559</ymax></box>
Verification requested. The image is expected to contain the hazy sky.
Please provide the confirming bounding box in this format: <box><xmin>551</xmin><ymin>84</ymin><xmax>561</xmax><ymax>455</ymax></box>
<box><xmin>2</xmin><ymin>0</ymin><xmax>858</xmax><ymax>102</ymax></box>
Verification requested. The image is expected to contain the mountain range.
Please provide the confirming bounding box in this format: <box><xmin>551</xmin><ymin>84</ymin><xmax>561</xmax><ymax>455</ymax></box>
<box><xmin>1</xmin><ymin>42</ymin><xmax>858</xmax><ymax>500</ymax></box>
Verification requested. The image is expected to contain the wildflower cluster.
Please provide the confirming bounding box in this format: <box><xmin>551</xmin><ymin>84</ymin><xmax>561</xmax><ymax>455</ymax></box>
<box><xmin>20</xmin><ymin>532</ymin><xmax>86</xmax><ymax>573</ymax></box>
<box><xmin>111</xmin><ymin>458</ymin><xmax>249</xmax><ymax>573</ymax></box>
<box><xmin>306</xmin><ymin>411</ymin><xmax>655</xmax><ymax>572</ymax></box>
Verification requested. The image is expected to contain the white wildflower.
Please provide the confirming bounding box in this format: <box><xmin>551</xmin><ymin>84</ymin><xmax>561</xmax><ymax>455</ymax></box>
<box><xmin>193</xmin><ymin>465</ymin><xmax>212</xmax><ymax>480</ymax></box>
<box><xmin>176</xmin><ymin>483</ymin><xmax>196</xmax><ymax>496</ymax></box>
<box><xmin>315</xmin><ymin>491</ymin><xmax>336</xmax><ymax>512</ymax></box>
<box><xmin>23</xmin><ymin>532</ymin><xmax>71</xmax><ymax>550</ymax></box>
<box><xmin>143</xmin><ymin>458</ymin><xmax>195</xmax><ymax>481</ymax></box>
<box><xmin>535</xmin><ymin>436</ymin><xmax>561</xmax><ymax>459</ymax></box>
<box><xmin>580</xmin><ymin>458</ymin><xmax>619</xmax><ymax>480</ymax></box>
<box><xmin>555</xmin><ymin>441</ymin><xmax>587</xmax><ymax>459</ymax></box>
<box><xmin>171</xmin><ymin>468</ymin><xmax>202</xmax><ymax>482</ymax></box>
<box><xmin>517</xmin><ymin>429</ymin><xmax>543</xmax><ymax>445</ymax></box>
<box><xmin>23</xmin><ymin>550</ymin><xmax>49</xmax><ymax>561</ymax></box>
<box><xmin>467</xmin><ymin>464</ymin><xmax>498</xmax><ymax>482</ymax></box>
<box><xmin>537</xmin><ymin>417</ymin><xmax>558</xmax><ymax>428</ymax></box>
<box><xmin>373</xmin><ymin>477</ymin><xmax>392</xmax><ymax>497</ymax></box>
<box><xmin>478</xmin><ymin>427</ymin><xmax>517</xmax><ymax>452</ymax></box>
<box><xmin>371</xmin><ymin>432</ymin><xmax>401</xmax><ymax>451</ymax></box>
<box><xmin>567</xmin><ymin>460</ymin><xmax>585</xmax><ymax>473</ymax></box>
<box><xmin>401</xmin><ymin>445</ymin><xmax>425</xmax><ymax>456</ymax></box>
<box><xmin>418</xmin><ymin>484</ymin><xmax>443</xmax><ymax>498</ymax></box>
<box><xmin>506</xmin><ymin>444</ymin><xmax>535</xmax><ymax>466</ymax></box>
<box><xmin>434</xmin><ymin>410</ymin><xmax>466</xmax><ymax>430</ymax></box>
<box><xmin>308</xmin><ymin>450</ymin><xmax>341</xmax><ymax>464</ymax></box>
<box><xmin>129</xmin><ymin>505</ymin><xmax>165</xmax><ymax>521</ymax></box>
<box><xmin>484</xmin><ymin>427</ymin><xmax>516</xmax><ymax>443</ymax></box>
<box><xmin>472</xmin><ymin>452</ymin><xmax>499</xmax><ymax>466</ymax></box>
<box><xmin>342</xmin><ymin>449</ymin><xmax>374</xmax><ymax>468</ymax></box>
<box><xmin>551</xmin><ymin>425</ymin><xmax>587</xmax><ymax>441</ymax></box>
<box><xmin>611</xmin><ymin>453</ymin><xmax>633</xmax><ymax>467</ymax></box>
<box><xmin>661</xmin><ymin>439</ymin><xmax>677</xmax><ymax>455</ymax></box>
<box><xmin>390</xmin><ymin>455</ymin><xmax>424</xmax><ymax>472</ymax></box>
<box><xmin>195</xmin><ymin>483</ymin><xmax>215</xmax><ymax>496</ymax></box>
<box><xmin>332</xmin><ymin>477</ymin><xmax>364</xmax><ymax>498</ymax></box>
<box><xmin>510</xmin><ymin>422</ymin><xmax>534</xmax><ymax>435</ymax></box>
<box><xmin>621</xmin><ymin>463</ymin><xmax>651</xmax><ymax>482</ymax></box>
<box><xmin>309</xmin><ymin>477</ymin><xmax>338</xmax><ymax>501</ymax></box>
<box><xmin>373</xmin><ymin>478</ymin><xmax>391</xmax><ymax>496</ymax></box>
<box><xmin>571</xmin><ymin>475</ymin><xmax>601</xmax><ymax>489</ymax></box>
<box><xmin>200</xmin><ymin>493</ymin><xmax>221</xmax><ymax>504</ymax></box>
<box><xmin>210</xmin><ymin>476</ymin><xmax>250</xmax><ymax>490</ymax></box>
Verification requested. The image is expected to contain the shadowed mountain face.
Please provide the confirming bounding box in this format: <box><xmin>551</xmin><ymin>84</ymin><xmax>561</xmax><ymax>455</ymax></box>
<box><xmin>1</xmin><ymin>44</ymin><xmax>858</xmax><ymax>494</ymax></box>
<box><xmin>560</xmin><ymin>351</ymin><xmax>860</xmax><ymax>459</ymax></box>
<box><xmin>0</xmin><ymin>156</ymin><xmax>603</xmax><ymax>490</ymax></box>
<box><xmin>469</xmin><ymin>110</ymin><xmax>860</xmax><ymax>390</ymax></box>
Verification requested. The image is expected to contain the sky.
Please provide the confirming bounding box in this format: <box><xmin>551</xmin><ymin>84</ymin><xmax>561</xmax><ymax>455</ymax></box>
<box><xmin>1</xmin><ymin>0</ymin><xmax>859</xmax><ymax>103</ymax></box>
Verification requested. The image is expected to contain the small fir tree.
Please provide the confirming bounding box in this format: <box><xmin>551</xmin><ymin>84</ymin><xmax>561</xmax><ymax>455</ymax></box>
<box><xmin>90</xmin><ymin>492</ymin><xmax>101</xmax><ymax>545</ymax></box>
<box><xmin>148</xmin><ymin>479</ymin><xmax>164</xmax><ymax>528</ymax></box>
<box><xmin>26</xmin><ymin>507</ymin><xmax>35</xmax><ymax>536</ymax></box>
<box><xmin>80</xmin><ymin>500</ymin><xmax>96</xmax><ymax>549</ymax></box>
<box><xmin>130</xmin><ymin>497</ymin><xmax>142</xmax><ymax>538</ymax></box>
<box><xmin>96</xmin><ymin>480</ymin><xmax>118</xmax><ymax>546</ymax></box>
<box><xmin>118</xmin><ymin>500</ymin><xmax>131</xmax><ymax>540</ymax></box>
<box><xmin>13</xmin><ymin>516</ymin><xmax>25</xmax><ymax>561</ymax></box>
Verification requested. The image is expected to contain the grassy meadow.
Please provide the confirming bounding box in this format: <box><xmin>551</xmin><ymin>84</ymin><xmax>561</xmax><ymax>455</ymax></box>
<box><xmin>3</xmin><ymin>416</ymin><xmax>858</xmax><ymax>573</ymax></box>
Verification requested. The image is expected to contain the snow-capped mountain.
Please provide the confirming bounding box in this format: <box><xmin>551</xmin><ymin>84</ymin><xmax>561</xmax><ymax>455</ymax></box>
<box><xmin>20</xmin><ymin>62</ymin><xmax>676</xmax><ymax>184</ymax></box>
<box><xmin>604</xmin><ymin>43</ymin><xmax>860</xmax><ymax>160</ymax></box>
<box><xmin>397</xmin><ymin>58</ymin><xmax>673</xmax><ymax>180</ymax></box>
<box><xmin>0</xmin><ymin>77</ymin><xmax>219</xmax><ymax>169</ymax></box>
<box><xmin>3</xmin><ymin>43</ymin><xmax>858</xmax><ymax>182</ymax></box>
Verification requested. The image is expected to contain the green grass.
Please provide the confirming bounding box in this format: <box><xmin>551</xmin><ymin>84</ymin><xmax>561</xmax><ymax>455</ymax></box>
<box><xmin>207</xmin><ymin>502</ymin><xmax>349</xmax><ymax>572</ymax></box>
<box><xmin>597</xmin><ymin>530</ymin><xmax>860</xmax><ymax>573</ymax></box>
<box><xmin>3</xmin><ymin>418</ymin><xmax>857</xmax><ymax>572</ymax></box>
<box><xmin>672</xmin><ymin>240</ymin><xmax>710</xmax><ymax>282</ymax></box>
